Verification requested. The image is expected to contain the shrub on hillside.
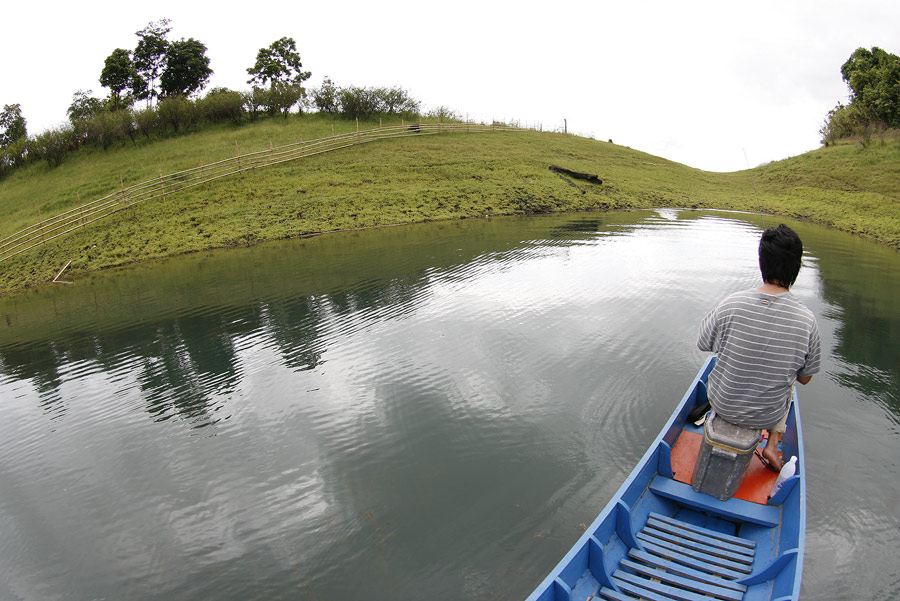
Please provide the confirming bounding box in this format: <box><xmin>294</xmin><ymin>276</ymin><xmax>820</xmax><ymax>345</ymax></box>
<box><xmin>0</xmin><ymin>137</ymin><xmax>28</xmax><ymax>179</ymax></box>
<box><xmin>72</xmin><ymin>113</ymin><xmax>96</xmax><ymax>149</ymax></box>
<box><xmin>116</xmin><ymin>109</ymin><xmax>138</xmax><ymax>146</ymax></box>
<box><xmin>335</xmin><ymin>85</ymin><xmax>419</xmax><ymax>120</ymax></box>
<box><xmin>77</xmin><ymin>111</ymin><xmax>131</xmax><ymax>150</ymax></box>
<box><xmin>157</xmin><ymin>96</ymin><xmax>197</xmax><ymax>133</ymax></box>
<box><xmin>243</xmin><ymin>87</ymin><xmax>268</xmax><ymax>122</ymax></box>
<box><xmin>379</xmin><ymin>86</ymin><xmax>420</xmax><ymax>118</ymax></box>
<box><xmin>134</xmin><ymin>106</ymin><xmax>158</xmax><ymax>139</ymax></box>
<box><xmin>337</xmin><ymin>86</ymin><xmax>380</xmax><ymax>120</ymax></box>
<box><xmin>29</xmin><ymin>125</ymin><xmax>76</xmax><ymax>167</ymax></box>
<box><xmin>426</xmin><ymin>105</ymin><xmax>461</xmax><ymax>121</ymax></box>
<box><xmin>820</xmin><ymin>102</ymin><xmax>888</xmax><ymax>146</ymax></box>
<box><xmin>197</xmin><ymin>87</ymin><xmax>244</xmax><ymax>124</ymax></box>
<box><xmin>266</xmin><ymin>83</ymin><xmax>305</xmax><ymax>118</ymax></box>
<box><xmin>311</xmin><ymin>78</ymin><xmax>339</xmax><ymax>113</ymax></box>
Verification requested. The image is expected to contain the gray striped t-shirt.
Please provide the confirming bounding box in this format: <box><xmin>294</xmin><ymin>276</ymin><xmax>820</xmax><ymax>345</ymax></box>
<box><xmin>698</xmin><ymin>288</ymin><xmax>821</xmax><ymax>429</ymax></box>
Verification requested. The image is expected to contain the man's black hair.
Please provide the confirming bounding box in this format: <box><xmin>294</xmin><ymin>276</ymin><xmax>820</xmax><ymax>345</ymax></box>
<box><xmin>758</xmin><ymin>224</ymin><xmax>803</xmax><ymax>289</ymax></box>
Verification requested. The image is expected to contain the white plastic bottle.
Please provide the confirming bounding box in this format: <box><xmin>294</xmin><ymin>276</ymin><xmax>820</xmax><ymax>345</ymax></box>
<box><xmin>769</xmin><ymin>456</ymin><xmax>797</xmax><ymax>498</ymax></box>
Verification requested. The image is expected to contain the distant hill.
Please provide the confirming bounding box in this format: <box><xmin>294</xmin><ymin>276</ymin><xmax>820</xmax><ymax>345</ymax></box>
<box><xmin>0</xmin><ymin>115</ymin><xmax>897</xmax><ymax>294</ymax></box>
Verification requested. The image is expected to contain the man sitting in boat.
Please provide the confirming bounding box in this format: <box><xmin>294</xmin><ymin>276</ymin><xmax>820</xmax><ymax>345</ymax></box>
<box><xmin>697</xmin><ymin>224</ymin><xmax>821</xmax><ymax>471</ymax></box>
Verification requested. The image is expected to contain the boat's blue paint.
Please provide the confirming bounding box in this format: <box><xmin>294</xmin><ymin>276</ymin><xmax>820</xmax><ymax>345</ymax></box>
<box><xmin>648</xmin><ymin>478</ymin><xmax>781</xmax><ymax>527</ymax></box>
<box><xmin>523</xmin><ymin>356</ymin><xmax>806</xmax><ymax>601</ymax></box>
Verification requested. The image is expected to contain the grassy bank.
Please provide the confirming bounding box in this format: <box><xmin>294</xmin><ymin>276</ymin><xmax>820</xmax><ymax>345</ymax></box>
<box><xmin>1</xmin><ymin>115</ymin><xmax>898</xmax><ymax>294</ymax></box>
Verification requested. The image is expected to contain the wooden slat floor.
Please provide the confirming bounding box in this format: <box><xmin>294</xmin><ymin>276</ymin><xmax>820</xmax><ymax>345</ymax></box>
<box><xmin>599</xmin><ymin>512</ymin><xmax>755</xmax><ymax>601</ymax></box>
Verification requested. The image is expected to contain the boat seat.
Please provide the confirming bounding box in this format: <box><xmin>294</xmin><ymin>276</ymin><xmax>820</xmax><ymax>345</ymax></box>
<box><xmin>599</xmin><ymin>513</ymin><xmax>755</xmax><ymax>601</ymax></box>
<box><xmin>648</xmin><ymin>476</ymin><xmax>780</xmax><ymax>527</ymax></box>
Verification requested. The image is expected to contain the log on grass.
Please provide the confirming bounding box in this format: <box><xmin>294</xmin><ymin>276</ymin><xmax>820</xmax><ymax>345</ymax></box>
<box><xmin>548</xmin><ymin>165</ymin><xmax>602</xmax><ymax>185</ymax></box>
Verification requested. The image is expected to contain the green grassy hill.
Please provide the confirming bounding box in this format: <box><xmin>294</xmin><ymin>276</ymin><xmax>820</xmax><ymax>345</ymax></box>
<box><xmin>1</xmin><ymin>115</ymin><xmax>898</xmax><ymax>294</ymax></box>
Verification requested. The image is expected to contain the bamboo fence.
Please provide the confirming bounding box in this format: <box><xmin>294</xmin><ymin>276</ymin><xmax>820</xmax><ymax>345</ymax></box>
<box><xmin>0</xmin><ymin>121</ymin><xmax>526</xmax><ymax>264</ymax></box>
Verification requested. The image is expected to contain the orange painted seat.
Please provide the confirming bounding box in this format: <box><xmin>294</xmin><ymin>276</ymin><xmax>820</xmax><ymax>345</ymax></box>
<box><xmin>670</xmin><ymin>429</ymin><xmax>780</xmax><ymax>505</ymax></box>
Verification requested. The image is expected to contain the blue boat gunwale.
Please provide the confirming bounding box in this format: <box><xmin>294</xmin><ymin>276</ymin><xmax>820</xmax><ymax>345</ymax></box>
<box><xmin>523</xmin><ymin>355</ymin><xmax>806</xmax><ymax>601</ymax></box>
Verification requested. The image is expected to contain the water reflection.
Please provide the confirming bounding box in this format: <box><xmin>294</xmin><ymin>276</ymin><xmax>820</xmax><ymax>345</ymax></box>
<box><xmin>1</xmin><ymin>212</ymin><xmax>668</xmax><ymax>426</ymax></box>
<box><xmin>0</xmin><ymin>210</ymin><xmax>898</xmax><ymax>601</ymax></box>
<box><xmin>792</xmin><ymin>221</ymin><xmax>900</xmax><ymax>420</ymax></box>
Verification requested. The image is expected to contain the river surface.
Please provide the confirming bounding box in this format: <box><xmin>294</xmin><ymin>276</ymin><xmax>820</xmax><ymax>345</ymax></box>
<box><xmin>0</xmin><ymin>209</ymin><xmax>898</xmax><ymax>601</ymax></box>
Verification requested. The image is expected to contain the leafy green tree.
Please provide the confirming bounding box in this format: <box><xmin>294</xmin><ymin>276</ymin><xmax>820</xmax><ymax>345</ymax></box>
<box><xmin>312</xmin><ymin>77</ymin><xmax>339</xmax><ymax>113</ymax></box>
<box><xmin>133</xmin><ymin>18</ymin><xmax>172</xmax><ymax>107</ymax></box>
<box><xmin>100</xmin><ymin>48</ymin><xmax>137</xmax><ymax>111</ymax></box>
<box><xmin>0</xmin><ymin>105</ymin><xmax>28</xmax><ymax>177</ymax></box>
<box><xmin>247</xmin><ymin>37</ymin><xmax>311</xmax><ymax>91</ymax></box>
<box><xmin>160</xmin><ymin>38</ymin><xmax>213</xmax><ymax>97</ymax></box>
<box><xmin>0</xmin><ymin>103</ymin><xmax>27</xmax><ymax>147</ymax></box>
<box><xmin>242</xmin><ymin>87</ymin><xmax>268</xmax><ymax>122</ymax></box>
<box><xmin>67</xmin><ymin>90</ymin><xmax>105</xmax><ymax>123</ymax></box>
<box><xmin>840</xmin><ymin>46</ymin><xmax>900</xmax><ymax>128</ymax></box>
<box><xmin>266</xmin><ymin>83</ymin><xmax>305</xmax><ymax>118</ymax></box>
<box><xmin>0</xmin><ymin>137</ymin><xmax>28</xmax><ymax>178</ymax></box>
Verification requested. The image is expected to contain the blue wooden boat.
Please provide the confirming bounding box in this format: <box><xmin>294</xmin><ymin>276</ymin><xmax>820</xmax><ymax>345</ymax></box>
<box><xmin>525</xmin><ymin>356</ymin><xmax>805</xmax><ymax>601</ymax></box>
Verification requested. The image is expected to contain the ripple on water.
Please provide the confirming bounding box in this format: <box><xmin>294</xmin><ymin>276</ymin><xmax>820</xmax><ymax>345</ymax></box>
<box><xmin>1</xmin><ymin>211</ymin><xmax>899</xmax><ymax>601</ymax></box>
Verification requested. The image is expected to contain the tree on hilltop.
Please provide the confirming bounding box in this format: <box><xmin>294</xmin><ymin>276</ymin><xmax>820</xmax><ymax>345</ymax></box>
<box><xmin>160</xmin><ymin>38</ymin><xmax>213</xmax><ymax>97</ymax></box>
<box><xmin>246</xmin><ymin>37</ymin><xmax>311</xmax><ymax>89</ymax></box>
<box><xmin>100</xmin><ymin>48</ymin><xmax>137</xmax><ymax>111</ymax></box>
<box><xmin>247</xmin><ymin>37</ymin><xmax>311</xmax><ymax>118</ymax></box>
<box><xmin>820</xmin><ymin>46</ymin><xmax>900</xmax><ymax>144</ymax></box>
<box><xmin>67</xmin><ymin>90</ymin><xmax>105</xmax><ymax>123</ymax></box>
<box><xmin>0</xmin><ymin>104</ymin><xmax>27</xmax><ymax>148</ymax></box>
<box><xmin>841</xmin><ymin>46</ymin><xmax>900</xmax><ymax>127</ymax></box>
<box><xmin>133</xmin><ymin>18</ymin><xmax>172</xmax><ymax>107</ymax></box>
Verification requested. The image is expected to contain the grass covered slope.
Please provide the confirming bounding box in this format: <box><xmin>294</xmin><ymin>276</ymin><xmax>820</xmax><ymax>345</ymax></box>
<box><xmin>750</xmin><ymin>136</ymin><xmax>900</xmax><ymax>247</ymax></box>
<box><xmin>0</xmin><ymin>115</ymin><xmax>898</xmax><ymax>294</ymax></box>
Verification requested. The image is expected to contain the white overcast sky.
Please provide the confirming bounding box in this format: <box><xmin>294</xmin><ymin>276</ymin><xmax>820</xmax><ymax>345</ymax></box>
<box><xmin>1</xmin><ymin>0</ymin><xmax>898</xmax><ymax>172</ymax></box>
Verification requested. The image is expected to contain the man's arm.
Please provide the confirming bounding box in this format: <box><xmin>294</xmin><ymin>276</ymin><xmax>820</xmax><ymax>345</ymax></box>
<box><xmin>697</xmin><ymin>308</ymin><xmax>718</xmax><ymax>352</ymax></box>
<box><xmin>796</xmin><ymin>320</ymin><xmax>821</xmax><ymax>386</ymax></box>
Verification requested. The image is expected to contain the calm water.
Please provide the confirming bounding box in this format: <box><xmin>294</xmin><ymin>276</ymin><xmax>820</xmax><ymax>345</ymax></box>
<box><xmin>0</xmin><ymin>210</ymin><xmax>898</xmax><ymax>600</ymax></box>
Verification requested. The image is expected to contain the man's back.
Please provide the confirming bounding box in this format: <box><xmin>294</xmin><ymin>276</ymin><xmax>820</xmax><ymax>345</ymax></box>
<box><xmin>698</xmin><ymin>288</ymin><xmax>820</xmax><ymax>429</ymax></box>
